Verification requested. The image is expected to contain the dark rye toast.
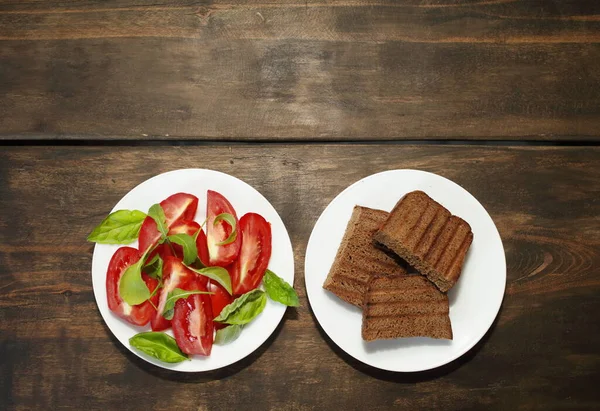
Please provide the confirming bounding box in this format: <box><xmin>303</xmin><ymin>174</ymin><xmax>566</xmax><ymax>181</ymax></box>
<box><xmin>362</xmin><ymin>274</ymin><xmax>452</xmax><ymax>341</ymax></box>
<box><xmin>373</xmin><ymin>191</ymin><xmax>473</xmax><ymax>292</ymax></box>
<box><xmin>323</xmin><ymin>206</ymin><xmax>408</xmax><ymax>307</ymax></box>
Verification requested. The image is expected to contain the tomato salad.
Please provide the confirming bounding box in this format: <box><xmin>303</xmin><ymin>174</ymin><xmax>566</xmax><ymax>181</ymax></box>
<box><xmin>89</xmin><ymin>190</ymin><xmax>298</xmax><ymax>363</ymax></box>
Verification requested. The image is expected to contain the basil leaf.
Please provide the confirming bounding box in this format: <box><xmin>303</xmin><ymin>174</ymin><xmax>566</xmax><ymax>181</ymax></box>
<box><xmin>214</xmin><ymin>325</ymin><xmax>243</xmax><ymax>345</ymax></box>
<box><xmin>167</xmin><ymin>233</ymin><xmax>198</xmax><ymax>265</ymax></box>
<box><xmin>119</xmin><ymin>247</ymin><xmax>153</xmax><ymax>305</ymax></box>
<box><xmin>161</xmin><ymin>288</ymin><xmax>213</xmax><ymax>321</ymax></box>
<box><xmin>263</xmin><ymin>269</ymin><xmax>299</xmax><ymax>307</ymax></box>
<box><xmin>186</xmin><ymin>265</ymin><xmax>232</xmax><ymax>295</ymax></box>
<box><xmin>87</xmin><ymin>210</ymin><xmax>146</xmax><ymax>244</ymax></box>
<box><xmin>148</xmin><ymin>204</ymin><xmax>169</xmax><ymax>239</ymax></box>
<box><xmin>143</xmin><ymin>253</ymin><xmax>163</xmax><ymax>281</ymax></box>
<box><xmin>214</xmin><ymin>213</ymin><xmax>237</xmax><ymax>246</ymax></box>
<box><xmin>214</xmin><ymin>289</ymin><xmax>267</xmax><ymax>325</ymax></box>
<box><xmin>129</xmin><ymin>332</ymin><xmax>188</xmax><ymax>363</ymax></box>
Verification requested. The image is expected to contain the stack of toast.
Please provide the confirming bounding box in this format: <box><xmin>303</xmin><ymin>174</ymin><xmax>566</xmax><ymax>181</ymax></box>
<box><xmin>323</xmin><ymin>190</ymin><xmax>473</xmax><ymax>342</ymax></box>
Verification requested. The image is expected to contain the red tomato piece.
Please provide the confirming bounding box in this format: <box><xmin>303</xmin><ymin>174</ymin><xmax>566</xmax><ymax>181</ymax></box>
<box><xmin>195</xmin><ymin>227</ymin><xmax>210</xmax><ymax>266</ymax></box>
<box><xmin>106</xmin><ymin>247</ymin><xmax>159</xmax><ymax>326</ymax></box>
<box><xmin>206</xmin><ymin>190</ymin><xmax>242</xmax><ymax>267</ymax></box>
<box><xmin>168</xmin><ymin>220</ymin><xmax>201</xmax><ymax>260</ymax></box>
<box><xmin>150</xmin><ymin>256</ymin><xmax>202</xmax><ymax>331</ymax></box>
<box><xmin>138</xmin><ymin>193</ymin><xmax>199</xmax><ymax>252</ymax></box>
<box><xmin>230</xmin><ymin>213</ymin><xmax>272</xmax><ymax>295</ymax></box>
<box><xmin>208</xmin><ymin>280</ymin><xmax>233</xmax><ymax>330</ymax></box>
<box><xmin>172</xmin><ymin>279</ymin><xmax>214</xmax><ymax>356</ymax></box>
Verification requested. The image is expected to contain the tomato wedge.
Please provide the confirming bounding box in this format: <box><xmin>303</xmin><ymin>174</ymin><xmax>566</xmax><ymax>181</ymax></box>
<box><xmin>172</xmin><ymin>278</ymin><xmax>214</xmax><ymax>356</ymax></box>
<box><xmin>230</xmin><ymin>213</ymin><xmax>272</xmax><ymax>295</ymax></box>
<box><xmin>150</xmin><ymin>256</ymin><xmax>203</xmax><ymax>331</ymax></box>
<box><xmin>195</xmin><ymin>226</ymin><xmax>209</xmax><ymax>266</ymax></box>
<box><xmin>206</xmin><ymin>190</ymin><xmax>242</xmax><ymax>267</ymax></box>
<box><xmin>168</xmin><ymin>220</ymin><xmax>201</xmax><ymax>260</ymax></box>
<box><xmin>138</xmin><ymin>193</ymin><xmax>199</xmax><ymax>252</ymax></box>
<box><xmin>106</xmin><ymin>247</ymin><xmax>159</xmax><ymax>326</ymax></box>
<box><xmin>208</xmin><ymin>280</ymin><xmax>233</xmax><ymax>330</ymax></box>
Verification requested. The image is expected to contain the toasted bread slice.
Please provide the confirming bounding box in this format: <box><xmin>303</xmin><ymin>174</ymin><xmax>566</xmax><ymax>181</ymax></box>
<box><xmin>373</xmin><ymin>191</ymin><xmax>473</xmax><ymax>292</ymax></box>
<box><xmin>323</xmin><ymin>206</ymin><xmax>407</xmax><ymax>307</ymax></box>
<box><xmin>362</xmin><ymin>274</ymin><xmax>452</xmax><ymax>341</ymax></box>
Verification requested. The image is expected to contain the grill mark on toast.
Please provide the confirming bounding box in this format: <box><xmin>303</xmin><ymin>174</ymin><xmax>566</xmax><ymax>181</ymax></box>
<box><xmin>447</xmin><ymin>230</ymin><xmax>473</xmax><ymax>283</ymax></box>
<box><xmin>433</xmin><ymin>218</ymin><xmax>465</xmax><ymax>273</ymax></box>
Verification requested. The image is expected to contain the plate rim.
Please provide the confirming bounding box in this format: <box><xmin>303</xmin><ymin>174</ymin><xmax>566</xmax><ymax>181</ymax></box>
<box><xmin>91</xmin><ymin>168</ymin><xmax>295</xmax><ymax>373</ymax></box>
<box><xmin>304</xmin><ymin>168</ymin><xmax>506</xmax><ymax>373</ymax></box>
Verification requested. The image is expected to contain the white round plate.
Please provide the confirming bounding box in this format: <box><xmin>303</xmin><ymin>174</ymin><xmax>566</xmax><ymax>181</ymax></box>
<box><xmin>305</xmin><ymin>169</ymin><xmax>505</xmax><ymax>372</ymax></box>
<box><xmin>92</xmin><ymin>169</ymin><xmax>294</xmax><ymax>372</ymax></box>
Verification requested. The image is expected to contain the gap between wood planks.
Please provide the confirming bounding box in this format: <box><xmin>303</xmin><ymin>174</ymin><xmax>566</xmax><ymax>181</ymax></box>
<box><xmin>0</xmin><ymin>138</ymin><xmax>598</xmax><ymax>147</ymax></box>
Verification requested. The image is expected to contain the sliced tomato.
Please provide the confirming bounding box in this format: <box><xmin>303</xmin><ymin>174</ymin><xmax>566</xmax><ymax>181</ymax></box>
<box><xmin>106</xmin><ymin>247</ymin><xmax>159</xmax><ymax>326</ymax></box>
<box><xmin>195</xmin><ymin>227</ymin><xmax>209</xmax><ymax>266</ymax></box>
<box><xmin>150</xmin><ymin>256</ymin><xmax>199</xmax><ymax>331</ymax></box>
<box><xmin>172</xmin><ymin>278</ymin><xmax>214</xmax><ymax>356</ymax></box>
<box><xmin>168</xmin><ymin>220</ymin><xmax>201</xmax><ymax>260</ymax></box>
<box><xmin>138</xmin><ymin>193</ymin><xmax>199</xmax><ymax>252</ymax></box>
<box><xmin>208</xmin><ymin>280</ymin><xmax>233</xmax><ymax>330</ymax></box>
<box><xmin>230</xmin><ymin>213</ymin><xmax>272</xmax><ymax>295</ymax></box>
<box><xmin>206</xmin><ymin>190</ymin><xmax>242</xmax><ymax>267</ymax></box>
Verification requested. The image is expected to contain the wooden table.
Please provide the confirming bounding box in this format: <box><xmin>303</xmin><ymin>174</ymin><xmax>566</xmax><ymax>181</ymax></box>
<box><xmin>1</xmin><ymin>1</ymin><xmax>599</xmax><ymax>410</ymax></box>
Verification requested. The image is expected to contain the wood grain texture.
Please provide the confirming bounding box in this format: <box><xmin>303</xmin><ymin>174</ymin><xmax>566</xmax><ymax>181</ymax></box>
<box><xmin>0</xmin><ymin>144</ymin><xmax>598</xmax><ymax>410</ymax></box>
<box><xmin>1</xmin><ymin>0</ymin><xmax>600</xmax><ymax>140</ymax></box>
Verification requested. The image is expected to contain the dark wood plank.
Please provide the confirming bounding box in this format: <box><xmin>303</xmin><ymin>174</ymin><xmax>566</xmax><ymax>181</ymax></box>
<box><xmin>1</xmin><ymin>1</ymin><xmax>600</xmax><ymax>140</ymax></box>
<box><xmin>0</xmin><ymin>145</ymin><xmax>598</xmax><ymax>409</ymax></box>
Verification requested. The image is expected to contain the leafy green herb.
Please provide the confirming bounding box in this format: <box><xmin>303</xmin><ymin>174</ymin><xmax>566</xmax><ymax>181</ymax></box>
<box><xmin>161</xmin><ymin>288</ymin><xmax>213</xmax><ymax>320</ymax></box>
<box><xmin>214</xmin><ymin>289</ymin><xmax>267</xmax><ymax>325</ymax></box>
<box><xmin>129</xmin><ymin>332</ymin><xmax>189</xmax><ymax>363</ymax></box>
<box><xmin>214</xmin><ymin>325</ymin><xmax>243</xmax><ymax>345</ymax></box>
<box><xmin>186</xmin><ymin>265</ymin><xmax>232</xmax><ymax>295</ymax></box>
<box><xmin>87</xmin><ymin>210</ymin><xmax>146</xmax><ymax>244</ymax></box>
<box><xmin>143</xmin><ymin>253</ymin><xmax>163</xmax><ymax>281</ymax></box>
<box><xmin>214</xmin><ymin>213</ymin><xmax>237</xmax><ymax>246</ymax></box>
<box><xmin>167</xmin><ymin>233</ymin><xmax>197</xmax><ymax>265</ymax></box>
<box><xmin>263</xmin><ymin>269</ymin><xmax>299</xmax><ymax>307</ymax></box>
<box><xmin>148</xmin><ymin>204</ymin><xmax>169</xmax><ymax>239</ymax></box>
<box><xmin>119</xmin><ymin>246</ymin><xmax>153</xmax><ymax>305</ymax></box>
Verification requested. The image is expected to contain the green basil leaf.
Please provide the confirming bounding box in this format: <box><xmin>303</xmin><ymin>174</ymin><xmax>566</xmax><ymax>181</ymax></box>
<box><xmin>263</xmin><ymin>269</ymin><xmax>300</xmax><ymax>307</ymax></box>
<box><xmin>148</xmin><ymin>203</ymin><xmax>169</xmax><ymax>239</ymax></box>
<box><xmin>167</xmin><ymin>233</ymin><xmax>198</xmax><ymax>265</ymax></box>
<box><xmin>186</xmin><ymin>265</ymin><xmax>232</xmax><ymax>295</ymax></box>
<box><xmin>214</xmin><ymin>289</ymin><xmax>267</xmax><ymax>325</ymax></box>
<box><xmin>143</xmin><ymin>253</ymin><xmax>163</xmax><ymax>281</ymax></box>
<box><xmin>119</xmin><ymin>247</ymin><xmax>153</xmax><ymax>305</ymax></box>
<box><xmin>129</xmin><ymin>332</ymin><xmax>189</xmax><ymax>363</ymax></box>
<box><xmin>87</xmin><ymin>209</ymin><xmax>146</xmax><ymax>244</ymax></box>
<box><xmin>161</xmin><ymin>288</ymin><xmax>214</xmax><ymax>321</ymax></box>
<box><xmin>214</xmin><ymin>325</ymin><xmax>243</xmax><ymax>345</ymax></box>
<box><xmin>214</xmin><ymin>213</ymin><xmax>237</xmax><ymax>246</ymax></box>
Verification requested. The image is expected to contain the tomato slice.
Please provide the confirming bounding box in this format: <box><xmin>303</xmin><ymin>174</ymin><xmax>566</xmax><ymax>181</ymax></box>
<box><xmin>206</xmin><ymin>190</ymin><xmax>242</xmax><ymax>267</ymax></box>
<box><xmin>208</xmin><ymin>280</ymin><xmax>233</xmax><ymax>330</ymax></box>
<box><xmin>168</xmin><ymin>220</ymin><xmax>201</xmax><ymax>260</ymax></box>
<box><xmin>195</xmin><ymin>227</ymin><xmax>209</xmax><ymax>266</ymax></box>
<box><xmin>150</xmin><ymin>256</ymin><xmax>200</xmax><ymax>331</ymax></box>
<box><xmin>172</xmin><ymin>278</ymin><xmax>214</xmax><ymax>356</ymax></box>
<box><xmin>138</xmin><ymin>193</ymin><xmax>199</xmax><ymax>252</ymax></box>
<box><xmin>230</xmin><ymin>213</ymin><xmax>272</xmax><ymax>295</ymax></box>
<box><xmin>106</xmin><ymin>247</ymin><xmax>159</xmax><ymax>326</ymax></box>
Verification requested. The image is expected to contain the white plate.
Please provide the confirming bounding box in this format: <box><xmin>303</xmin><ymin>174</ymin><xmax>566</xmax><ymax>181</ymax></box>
<box><xmin>305</xmin><ymin>169</ymin><xmax>505</xmax><ymax>372</ymax></box>
<box><xmin>92</xmin><ymin>169</ymin><xmax>294</xmax><ymax>372</ymax></box>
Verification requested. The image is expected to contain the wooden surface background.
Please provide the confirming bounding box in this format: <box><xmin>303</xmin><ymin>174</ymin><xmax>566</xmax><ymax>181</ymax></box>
<box><xmin>1</xmin><ymin>0</ymin><xmax>600</xmax><ymax>409</ymax></box>
<box><xmin>0</xmin><ymin>146</ymin><xmax>599</xmax><ymax>410</ymax></box>
<box><xmin>1</xmin><ymin>0</ymin><xmax>600</xmax><ymax>140</ymax></box>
